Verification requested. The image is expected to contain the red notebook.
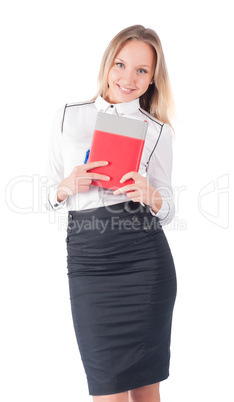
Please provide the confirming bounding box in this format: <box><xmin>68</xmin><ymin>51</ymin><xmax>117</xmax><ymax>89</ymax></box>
<box><xmin>88</xmin><ymin>112</ymin><xmax>148</xmax><ymax>190</ymax></box>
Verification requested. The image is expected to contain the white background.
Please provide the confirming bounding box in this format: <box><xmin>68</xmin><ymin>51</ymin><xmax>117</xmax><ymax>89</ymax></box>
<box><xmin>1</xmin><ymin>0</ymin><xmax>233</xmax><ymax>401</ymax></box>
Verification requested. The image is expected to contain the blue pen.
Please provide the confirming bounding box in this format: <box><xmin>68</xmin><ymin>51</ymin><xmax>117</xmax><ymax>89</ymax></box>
<box><xmin>84</xmin><ymin>149</ymin><xmax>90</xmax><ymax>164</ymax></box>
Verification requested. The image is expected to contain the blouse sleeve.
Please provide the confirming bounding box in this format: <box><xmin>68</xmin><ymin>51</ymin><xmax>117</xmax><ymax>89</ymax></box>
<box><xmin>44</xmin><ymin>106</ymin><xmax>67</xmax><ymax>211</ymax></box>
<box><xmin>146</xmin><ymin>123</ymin><xmax>175</xmax><ymax>226</ymax></box>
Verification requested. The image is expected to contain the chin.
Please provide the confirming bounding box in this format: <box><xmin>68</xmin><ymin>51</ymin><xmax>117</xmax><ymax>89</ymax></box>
<box><xmin>114</xmin><ymin>92</ymin><xmax>137</xmax><ymax>103</ymax></box>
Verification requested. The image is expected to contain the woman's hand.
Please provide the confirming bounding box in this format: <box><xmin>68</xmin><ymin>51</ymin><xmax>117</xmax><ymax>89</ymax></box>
<box><xmin>57</xmin><ymin>161</ymin><xmax>110</xmax><ymax>202</ymax></box>
<box><xmin>113</xmin><ymin>171</ymin><xmax>163</xmax><ymax>214</ymax></box>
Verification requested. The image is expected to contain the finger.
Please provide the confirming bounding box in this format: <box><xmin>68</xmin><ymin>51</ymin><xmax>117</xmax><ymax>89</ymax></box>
<box><xmin>113</xmin><ymin>184</ymin><xmax>137</xmax><ymax>195</ymax></box>
<box><xmin>78</xmin><ymin>178</ymin><xmax>92</xmax><ymax>186</ymax></box>
<box><xmin>125</xmin><ymin>190</ymin><xmax>144</xmax><ymax>201</ymax></box>
<box><xmin>120</xmin><ymin>171</ymin><xmax>139</xmax><ymax>183</ymax></box>
<box><xmin>78</xmin><ymin>185</ymin><xmax>92</xmax><ymax>192</ymax></box>
<box><xmin>83</xmin><ymin>161</ymin><xmax>109</xmax><ymax>170</ymax></box>
<box><xmin>126</xmin><ymin>191</ymin><xmax>139</xmax><ymax>199</ymax></box>
<box><xmin>87</xmin><ymin>173</ymin><xmax>110</xmax><ymax>181</ymax></box>
<box><xmin>76</xmin><ymin>173</ymin><xmax>110</xmax><ymax>181</ymax></box>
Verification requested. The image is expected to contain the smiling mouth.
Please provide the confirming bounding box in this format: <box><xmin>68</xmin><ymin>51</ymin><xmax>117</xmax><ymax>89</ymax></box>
<box><xmin>117</xmin><ymin>84</ymin><xmax>136</xmax><ymax>94</ymax></box>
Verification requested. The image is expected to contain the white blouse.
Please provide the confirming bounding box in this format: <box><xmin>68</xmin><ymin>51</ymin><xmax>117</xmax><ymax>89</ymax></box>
<box><xmin>44</xmin><ymin>95</ymin><xmax>175</xmax><ymax>226</ymax></box>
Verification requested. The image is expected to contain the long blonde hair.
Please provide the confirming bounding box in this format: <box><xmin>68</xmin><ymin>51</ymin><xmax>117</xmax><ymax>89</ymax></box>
<box><xmin>93</xmin><ymin>25</ymin><xmax>175</xmax><ymax>128</ymax></box>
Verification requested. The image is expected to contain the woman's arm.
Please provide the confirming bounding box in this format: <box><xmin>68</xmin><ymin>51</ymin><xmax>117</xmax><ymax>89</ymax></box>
<box><xmin>146</xmin><ymin>123</ymin><xmax>175</xmax><ymax>225</ymax></box>
<box><xmin>44</xmin><ymin>106</ymin><xmax>67</xmax><ymax>211</ymax></box>
<box><xmin>44</xmin><ymin>107</ymin><xmax>111</xmax><ymax>210</ymax></box>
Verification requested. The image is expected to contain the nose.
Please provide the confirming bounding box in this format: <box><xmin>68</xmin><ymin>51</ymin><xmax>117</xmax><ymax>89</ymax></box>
<box><xmin>122</xmin><ymin>69</ymin><xmax>136</xmax><ymax>87</ymax></box>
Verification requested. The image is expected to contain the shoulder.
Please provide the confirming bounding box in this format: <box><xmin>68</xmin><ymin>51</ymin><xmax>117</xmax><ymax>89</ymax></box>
<box><xmin>55</xmin><ymin>99</ymin><xmax>95</xmax><ymax>119</ymax></box>
<box><xmin>63</xmin><ymin>99</ymin><xmax>95</xmax><ymax>117</ymax></box>
<box><xmin>138</xmin><ymin>108</ymin><xmax>173</xmax><ymax>139</ymax></box>
<box><xmin>65</xmin><ymin>99</ymin><xmax>95</xmax><ymax>109</ymax></box>
<box><xmin>61</xmin><ymin>99</ymin><xmax>96</xmax><ymax>132</ymax></box>
<box><xmin>138</xmin><ymin>108</ymin><xmax>164</xmax><ymax>128</ymax></box>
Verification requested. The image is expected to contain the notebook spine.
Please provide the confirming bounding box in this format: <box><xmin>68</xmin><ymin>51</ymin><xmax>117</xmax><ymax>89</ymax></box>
<box><xmin>135</xmin><ymin>122</ymin><xmax>148</xmax><ymax>170</ymax></box>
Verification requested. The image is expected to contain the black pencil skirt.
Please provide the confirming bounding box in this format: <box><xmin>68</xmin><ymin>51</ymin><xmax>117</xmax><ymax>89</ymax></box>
<box><xmin>66</xmin><ymin>201</ymin><xmax>177</xmax><ymax>396</ymax></box>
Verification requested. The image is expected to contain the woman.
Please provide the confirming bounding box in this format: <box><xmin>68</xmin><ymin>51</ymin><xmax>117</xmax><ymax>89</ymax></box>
<box><xmin>45</xmin><ymin>25</ymin><xmax>177</xmax><ymax>402</ymax></box>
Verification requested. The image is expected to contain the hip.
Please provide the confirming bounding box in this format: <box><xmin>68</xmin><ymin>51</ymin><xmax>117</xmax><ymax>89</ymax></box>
<box><xmin>66</xmin><ymin>201</ymin><xmax>164</xmax><ymax>254</ymax></box>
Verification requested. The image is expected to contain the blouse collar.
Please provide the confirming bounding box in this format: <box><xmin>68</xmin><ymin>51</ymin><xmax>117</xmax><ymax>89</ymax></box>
<box><xmin>95</xmin><ymin>95</ymin><xmax>140</xmax><ymax>116</ymax></box>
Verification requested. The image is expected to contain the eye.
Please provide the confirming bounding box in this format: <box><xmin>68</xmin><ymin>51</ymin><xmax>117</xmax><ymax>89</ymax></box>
<box><xmin>116</xmin><ymin>62</ymin><xmax>125</xmax><ymax>69</ymax></box>
<box><xmin>138</xmin><ymin>68</ymin><xmax>147</xmax><ymax>75</ymax></box>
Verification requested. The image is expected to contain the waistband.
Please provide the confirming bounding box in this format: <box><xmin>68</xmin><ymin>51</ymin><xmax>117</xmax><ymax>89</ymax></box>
<box><xmin>66</xmin><ymin>201</ymin><xmax>162</xmax><ymax>240</ymax></box>
<box><xmin>68</xmin><ymin>201</ymin><xmax>157</xmax><ymax>221</ymax></box>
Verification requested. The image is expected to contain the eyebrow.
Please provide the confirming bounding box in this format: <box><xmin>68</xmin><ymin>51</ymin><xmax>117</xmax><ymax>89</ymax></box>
<box><xmin>115</xmin><ymin>58</ymin><xmax>151</xmax><ymax>68</ymax></box>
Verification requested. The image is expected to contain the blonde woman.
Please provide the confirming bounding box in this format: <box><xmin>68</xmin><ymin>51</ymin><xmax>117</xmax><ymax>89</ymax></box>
<box><xmin>45</xmin><ymin>25</ymin><xmax>177</xmax><ymax>402</ymax></box>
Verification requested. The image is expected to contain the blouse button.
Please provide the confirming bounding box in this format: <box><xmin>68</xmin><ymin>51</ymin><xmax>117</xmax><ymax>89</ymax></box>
<box><xmin>110</xmin><ymin>105</ymin><xmax>114</xmax><ymax>108</ymax></box>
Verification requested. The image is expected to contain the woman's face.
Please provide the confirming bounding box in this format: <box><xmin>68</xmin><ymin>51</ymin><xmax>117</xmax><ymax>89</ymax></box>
<box><xmin>105</xmin><ymin>40</ymin><xmax>155</xmax><ymax>104</ymax></box>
